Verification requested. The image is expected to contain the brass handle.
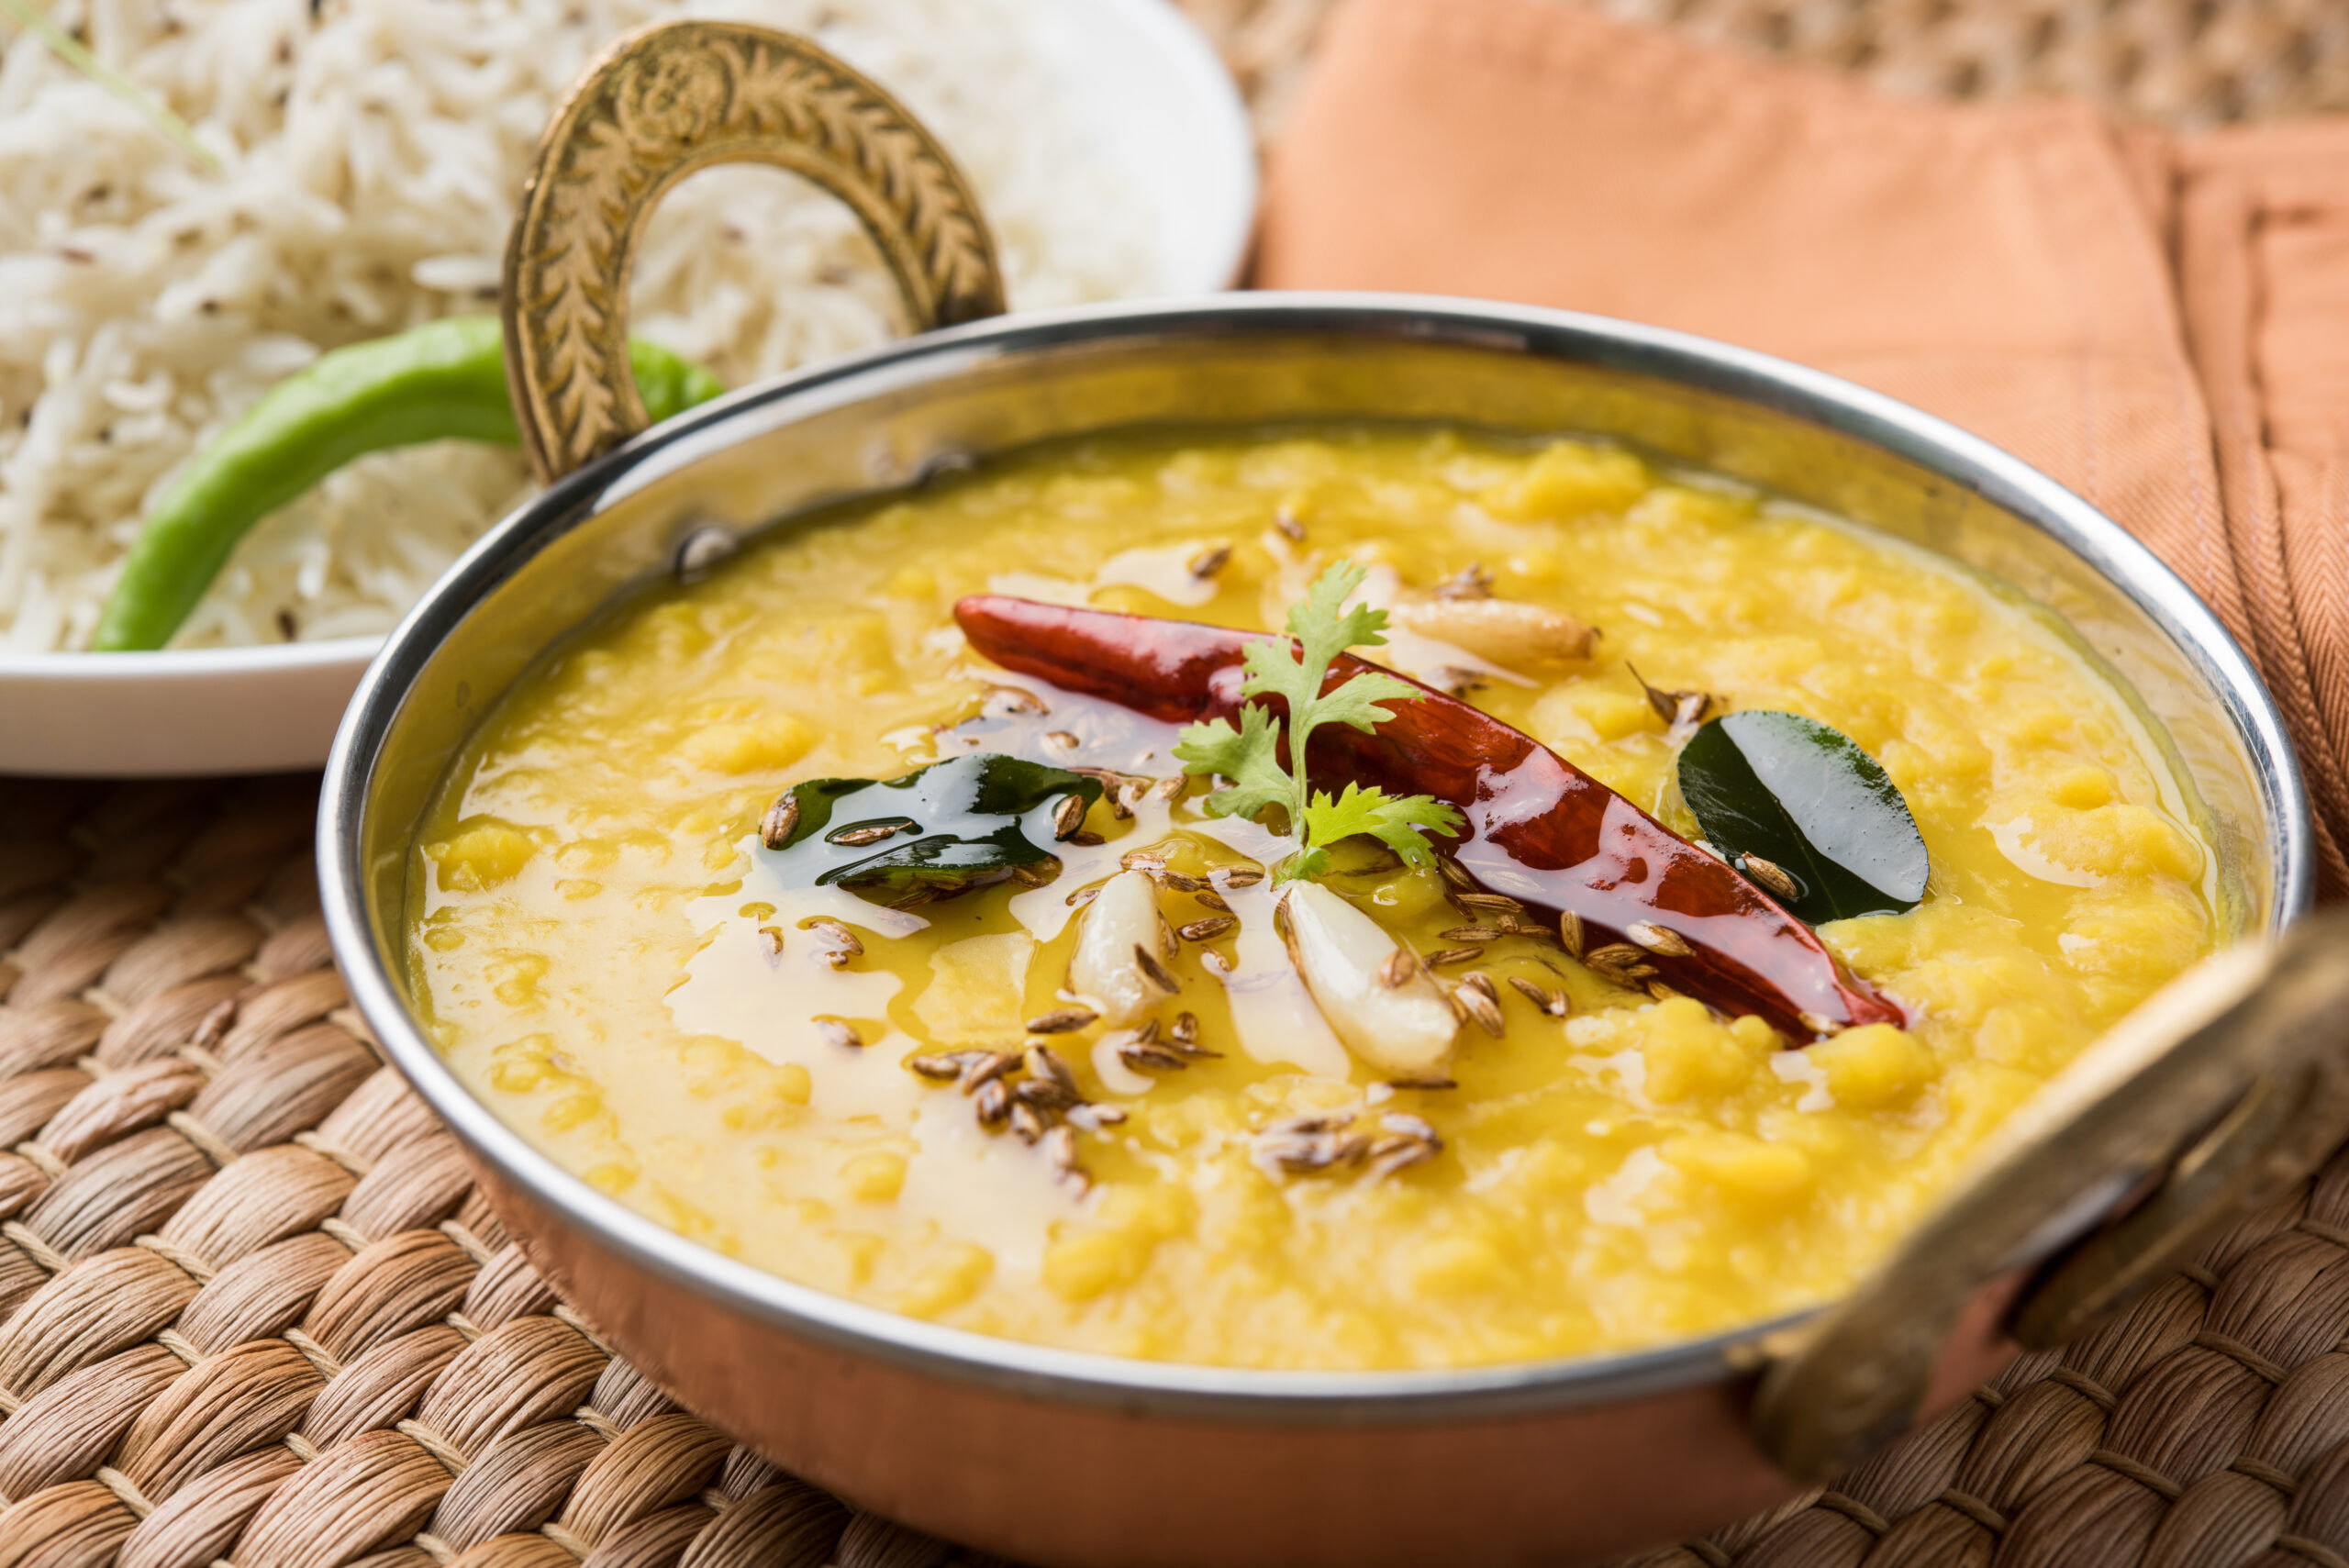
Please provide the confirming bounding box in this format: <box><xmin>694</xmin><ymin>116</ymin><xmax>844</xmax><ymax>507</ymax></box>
<box><xmin>501</xmin><ymin>19</ymin><xmax>1007</xmax><ymax>483</ymax></box>
<box><xmin>1753</xmin><ymin>908</ymin><xmax>2349</xmax><ymax>1482</ymax></box>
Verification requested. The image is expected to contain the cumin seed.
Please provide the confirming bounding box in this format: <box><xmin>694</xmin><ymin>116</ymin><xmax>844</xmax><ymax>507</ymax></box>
<box><xmin>1509</xmin><ymin>976</ymin><xmax>1570</xmax><ymax>1017</ymax></box>
<box><xmin>962</xmin><ymin>1051</ymin><xmax>1019</xmax><ymax>1094</ymax></box>
<box><xmin>1133</xmin><ymin>943</ymin><xmax>1180</xmax><ymax>995</ymax></box>
<box><xmin>1583</xmin><ymin>943</ymin><xmax>1654</xmax><ymax>984</ymax></box>
<box><xmin>1430</xmin><ymin>562</ymin><xmax>1495</xmax><ymax>600</ymax></box>
<box><xmin>1118</xmin><ymin>1039</ymin><xmax>1189</xmax><ymax>1072</ymax></box>
<box><xmin>1024</xmin><ymin>1045</ymin><xmax>1079</xmax><ymax>1092</ymax></box>
<box><xmin>1453</xmin><ymin>981</ymin><xmax>1505</xmax><ymax>1038</ymax></box>
<box><xmin>1453</xmin><ymin>892</ymin><xmax>1523</xmax><ymax>917</ymax></box>
<box><xmin>1626</xmin><ymin>920</ymin><xmax>1692</xmax><ymax>958</ymax></box>
<box><xmin>801</xmin><ymin>917</ymin><xmax>863</xmax><ymax>967</ymax></box>
<box><xmin>1367</xmin><ymin>1135</ymin><xmax>1439</xmax><ymax>1177</ymax></box>
<box><xmin>1741</xmin><ymin>854</ymin><xmax>1798</xmax><ymax>899</ymax></box>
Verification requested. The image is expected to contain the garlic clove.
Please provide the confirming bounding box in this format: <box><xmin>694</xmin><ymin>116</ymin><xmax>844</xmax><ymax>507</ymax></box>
<box><xmin>1283</xmin><ymin>880</ymin><xmax>1460</xmax><ymax>1078</ymax></box>
<box><xmin>1069</xmin><ymin>868</ymin><xmax>1167</xmax><ymax>1026</ymax></box>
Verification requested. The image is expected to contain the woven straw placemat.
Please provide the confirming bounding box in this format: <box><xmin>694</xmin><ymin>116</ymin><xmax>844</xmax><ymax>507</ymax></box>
<box><xmin>7</xmin><ymin>6</ymin><xmax>2349</xmax><ymax>1565</ymax></box>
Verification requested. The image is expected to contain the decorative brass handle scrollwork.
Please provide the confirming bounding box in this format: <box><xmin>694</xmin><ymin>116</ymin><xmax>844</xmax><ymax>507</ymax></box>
<box><xmin>501</xmin><ymin>19</ymin><xmax>1006</xmax><ymax>482</ymax></box>
<box><xmin>1753</xmin><ymin>909</ymin><xmax>2349</xmax><ymax>1482</ymax></box>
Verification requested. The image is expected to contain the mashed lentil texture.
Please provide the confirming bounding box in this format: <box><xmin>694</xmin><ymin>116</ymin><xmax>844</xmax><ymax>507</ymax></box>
<box><xmin>406</xmin><ymin>428</ymin><xmax>2217</xmax><ymax>1369</ymax></box>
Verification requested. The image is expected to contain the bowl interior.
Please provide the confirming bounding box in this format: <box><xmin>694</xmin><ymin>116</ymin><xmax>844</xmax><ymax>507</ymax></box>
<box><xmin>327</xmin><ymin>295</ymin><xmax>2308</xmax><ymax>1409</ymax></box>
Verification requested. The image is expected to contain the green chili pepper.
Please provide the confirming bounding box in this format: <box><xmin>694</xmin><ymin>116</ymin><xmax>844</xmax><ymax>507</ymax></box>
<box><xmin>92</xmin><ymin>314</ymin><xmax>724</xmax><ymax>652</ymax></box>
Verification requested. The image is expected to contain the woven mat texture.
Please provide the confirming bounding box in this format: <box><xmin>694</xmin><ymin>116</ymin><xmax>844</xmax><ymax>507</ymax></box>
<box><xmin>1182</xmin><ymin>0</ymin><xmax>2349</xmax><ymax>137</ymax></box>
<box><xmin>8</xmin><ymin>6</ymin><xmax>2349</xmax><ymax>1566</ymax></box>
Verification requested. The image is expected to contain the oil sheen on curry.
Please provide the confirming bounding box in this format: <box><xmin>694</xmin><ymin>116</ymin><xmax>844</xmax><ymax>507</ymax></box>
<box><xmin>407</xmin><ymin>429</ymin><xmax>2217</xmax><ymax>1370</ymax></box>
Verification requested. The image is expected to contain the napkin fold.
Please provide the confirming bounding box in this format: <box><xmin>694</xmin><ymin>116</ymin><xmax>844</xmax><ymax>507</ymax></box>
<box><xmin>1258</xmin><ymin>0</ymin><xmax>2349</xmax><ymax>896</ymax></box>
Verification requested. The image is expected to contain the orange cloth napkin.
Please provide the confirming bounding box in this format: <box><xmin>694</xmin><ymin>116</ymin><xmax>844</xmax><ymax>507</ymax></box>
<box><xmin>1257</xmin><ymin>0</ymin><xmax>2349</xmax><ymax>895</ymax></box>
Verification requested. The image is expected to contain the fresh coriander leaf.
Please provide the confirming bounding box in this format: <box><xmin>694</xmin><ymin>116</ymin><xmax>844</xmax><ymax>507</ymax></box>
<box><xmin>1289</xmin><ymin>558</ymin><xmax>1389</xmax><ymax>673</ymax></box>
<box><xmin>1173</xmin><ymin>705</ymin><xmax>1291</xmax><ymax>824</ymax></box>
<box><xmin>1174</xmin><ymin>558</ymin><xmax>1452</xmax><ymax>883</ymax></box>
<box><xmin>1304</xmin><ymin>782</ymin><xmax>1464</xmax><ymax>869</ymax></box>
<box><xmin>1236</xmin><ymin>563</ymin><xmax>1394</xmax><ymax>711</ymax></box>
<box><xmin>1361</xmin><ymin>795</ymin><xmax>1464</xmax><ymax>868</ymax></box>
<box><xmin>1240</xmin><ymin>633</ymin><xmax>1315</xmax><ymax>713</ymax></box>
<box><xmin>1237</xmin><ymin>633</ymin><xmax>1319</xmax><ymax>714</ymax></box>
<box><xmin>1300</xmin><ymin>667</ymin><xmax>1420</xmax><ymax>738</ymax></box>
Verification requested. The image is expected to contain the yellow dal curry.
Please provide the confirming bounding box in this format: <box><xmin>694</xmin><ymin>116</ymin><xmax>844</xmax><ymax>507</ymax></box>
<box><xmin>407</xmin><ymin>429</ymin><xmax>2216</xmax><ymax>1370</ymax></box>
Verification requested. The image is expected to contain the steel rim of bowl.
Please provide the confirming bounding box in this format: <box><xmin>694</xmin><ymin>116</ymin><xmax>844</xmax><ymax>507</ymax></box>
<box><xmin>319</xmin><ymin>291</ymin><xmax>2316</xmax><ymax>1427</ymax></box>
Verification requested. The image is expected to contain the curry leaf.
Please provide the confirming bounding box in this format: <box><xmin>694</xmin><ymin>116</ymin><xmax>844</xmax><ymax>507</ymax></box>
<box><xmin>762</xmin><ymin>753</ymin><xmax>1100</xmax><ymax>899</ymax></box>
<box><xmin>1676</xmin><ymin>710</ymin><xmax>1928</xmax><ymax>925</ymax></box>
<box><xmin>1172</xmin><ymin>704</ymin><xmax>1292</xmax><ymax>825</ymax></box>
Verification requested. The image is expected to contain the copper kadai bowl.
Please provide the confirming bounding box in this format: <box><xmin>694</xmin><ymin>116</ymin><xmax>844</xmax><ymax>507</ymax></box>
<box><xmin>319</xmin><ymin>20</ymin><xmax>2349</xmax><ymax>1568</ymax></box>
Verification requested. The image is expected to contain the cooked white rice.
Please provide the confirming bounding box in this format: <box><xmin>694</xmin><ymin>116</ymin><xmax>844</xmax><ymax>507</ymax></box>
<box><xmin>0</xmin><ymin>0</ymin><xmax>1156</xmax><ymax>651</ymax></box>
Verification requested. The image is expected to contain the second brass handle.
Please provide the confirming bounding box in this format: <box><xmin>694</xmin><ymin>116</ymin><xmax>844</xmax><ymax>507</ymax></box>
<box><xmin>1753</xmin><ymin>909</ymin><xmax>2349</xmax><ymax>1482</ymax></box>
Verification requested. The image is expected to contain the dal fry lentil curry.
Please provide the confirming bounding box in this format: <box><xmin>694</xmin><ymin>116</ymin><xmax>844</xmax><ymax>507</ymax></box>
<box><xmin>406</xmin><ymin>428</ymin><xmax>2216</xmax><ymax>1370</ymax></box>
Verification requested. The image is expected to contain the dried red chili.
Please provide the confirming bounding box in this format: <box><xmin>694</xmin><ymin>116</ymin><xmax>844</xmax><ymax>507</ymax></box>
<box><xmin>954</xmin><ymin>595</ymin><xmax>1906</xmax><ymax>1040</ymax></box>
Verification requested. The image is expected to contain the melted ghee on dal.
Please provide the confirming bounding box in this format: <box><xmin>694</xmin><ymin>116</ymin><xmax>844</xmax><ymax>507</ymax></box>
<box><xmin>407</xmin><ymin>430</ymin><xmax>2217</xmax><ymax>1369</ymax></box>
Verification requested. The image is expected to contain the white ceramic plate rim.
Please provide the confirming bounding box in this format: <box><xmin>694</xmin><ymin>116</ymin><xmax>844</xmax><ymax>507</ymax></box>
<box><xmin>0</xmin><ymin>0</ymin><xmax>1255</xmax><ymax>776</ymax></box>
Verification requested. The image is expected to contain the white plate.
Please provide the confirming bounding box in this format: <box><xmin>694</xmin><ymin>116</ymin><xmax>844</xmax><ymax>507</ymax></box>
<box><xmin>0</xmin><ymin>0</ymin><xmax>1255</xmax><ymax>779</ymax></box>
